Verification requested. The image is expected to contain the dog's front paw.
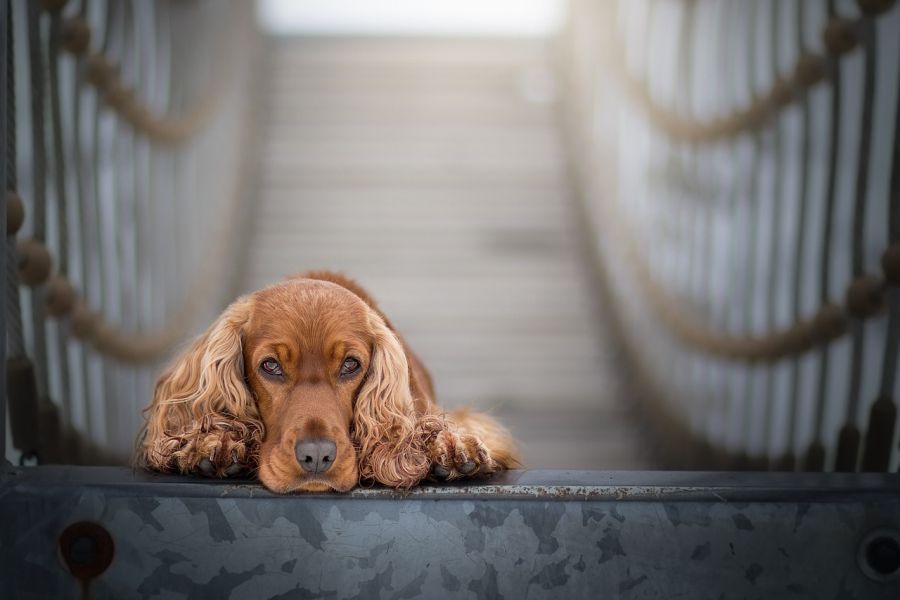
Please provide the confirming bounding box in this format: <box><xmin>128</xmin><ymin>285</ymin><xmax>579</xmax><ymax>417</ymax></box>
<box><xmin>428</xmin><ymin>429</ymin><xmax>496</xmax><ymax>481</ymax></box>
<box><xmin>183</xmin><ymin>429</ymin><xmax>256</xmax><ymax>478</ymax></box>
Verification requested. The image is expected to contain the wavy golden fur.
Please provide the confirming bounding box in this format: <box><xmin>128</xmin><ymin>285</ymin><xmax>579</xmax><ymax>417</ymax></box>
<box><xmin>136</xmin><ymin>271</ymin><xmax>519</xmax><ymax>492</ymax></box>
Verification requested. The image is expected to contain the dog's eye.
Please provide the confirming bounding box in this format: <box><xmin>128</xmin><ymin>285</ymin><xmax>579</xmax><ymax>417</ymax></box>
<box><xmin>340</xmin><ymin>357</ymin><xmax>361</xmax><ymax>377</ymax></box>
<box><xmin>260</xmin><ymin>358</ymin><xmax>283</xmax><ymax>376</ymax></box>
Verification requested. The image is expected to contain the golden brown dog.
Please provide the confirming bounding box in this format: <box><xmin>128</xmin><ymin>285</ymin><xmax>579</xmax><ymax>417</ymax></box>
<box><xmin>136</xmin><ymin>271</ymin><xmax>519</xmax><ymax>492</ymax></box>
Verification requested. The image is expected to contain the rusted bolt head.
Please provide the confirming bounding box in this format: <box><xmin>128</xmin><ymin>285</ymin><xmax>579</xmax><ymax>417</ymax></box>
<box><xmin>61</xmin><ymin>17</ymin><xmax>91</xmax><ymax>55</ymax></box>
<box><xmin>794</xmin><ymin>54</ymin><xmax>826</xmax><ymax>87</ymax></box>
<box><xmin>84</xmin><ymin>53</ymin><xmax>115</xmax><ymax>89</ymax></box>
<box><xmin>6</xmin><ymin>190</ymin><xmax>25</xmax><ymax>235</ymax></box>
<box><xmin>70</xmin><ymin>302</ymin><xmax>97</xmax><ymax>339</ymax></box>
<box><xmin>46</xmin><ymin>275</ymin><xmax>78</xmax><ymax>317</ymax></box>
<box><xmin>856</xmin><ymin>0</ymin><xmax>896</xmax><ymax>16</ymax></box>
<box><xmin>823</xmin><ymin>17</ymin><xmax>859</xmax><ymax>55</ymax></box>
<box><xmin>58</xmin><ymin>522</ymin><xmax>114</xmax><ymax>580</ymax></box>
<box><xmin>858</xmin><ymin>528</ymin><xmax>900</xmax><ymax>582</ymax></box>
<box><xmin>16</xmin><ymin>238</ymin><xmax>53</xmax><ymax>287</ymax></box>
<box><xmin>845</xmin><ymin>274</ymin><xmax>884</xmax><ymax>318</ymax></box>
<box><xmin>812</xmin><ymin>303</ymin><xmax>847</xmax><ymax>341</ymax></box>
<box><xmin>881</xmin><ymin>244</ymin><xmax>900</xmax><ymax>285</ymax></box>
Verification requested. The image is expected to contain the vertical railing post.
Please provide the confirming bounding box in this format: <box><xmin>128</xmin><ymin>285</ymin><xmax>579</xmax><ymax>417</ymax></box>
<box><xmin>1</xmin><ymin>0</ymin><xmax>9</xmax><ymax>464</ymax></box>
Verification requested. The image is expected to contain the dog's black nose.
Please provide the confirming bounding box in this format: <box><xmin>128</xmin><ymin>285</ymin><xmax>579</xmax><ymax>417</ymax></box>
<box><xmin>295</xmin><ymin>439</ymin><xmax>337</xmax><ymax>474</ymax></box>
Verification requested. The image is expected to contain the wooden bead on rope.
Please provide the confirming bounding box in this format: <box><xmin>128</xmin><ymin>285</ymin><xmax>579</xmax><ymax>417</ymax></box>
<box><xmin>16</xmin><ymin>238</ymin><xmax>53</xmax><ymax>287</ymax></box>
<box><xmin>823</xmin><ymin>17</ymin><xmax>859</xmax><ymax>55</ymax></box>
<box><xmin>46</xmin><ymin>275</ymin><xmax>77</xmax><ymax>317</ymax></box>
<box><xmin>794</xmin><ymin>54</ymin><xmax>826</xmax><ymax>88</ymax></box>
<box><xmin>881</xmin><ymin>243</ymin><xmax>900</xmax><ymax>284</ymax></box>
<box><xmin>6</xmin><ymin>190</ymin><xmax>25</xmax><ymax>235</ymax></box>
<box><xmin>61</xmin><ymin>17</ymin><xmax>91</xmax><ymax>56</ymax></box>
<box><xmin>70</xmin><ymin>302</ymin><xmax>98</xmax><ymax>339</ymax></box>
<box><xmin>84</xmin><ymin>53</ymin><xmax>115</xmax><ymax>89</ymax></box>
<box><xmin>845</xmin><ymin>274</ymin><xmax>884</xmax><ymax>318</ymax></box>
<box><xmin>812</xmin><ymin>303</ymin><xmax>847</xmax><ymax>342</ymax></box>
<box><xmin>856</xmin><ymin>0</ymin><xmax>896</xmax><ymax>16</ymax></box>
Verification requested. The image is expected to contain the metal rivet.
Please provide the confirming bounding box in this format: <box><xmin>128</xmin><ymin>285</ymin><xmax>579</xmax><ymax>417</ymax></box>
<box><xmin>858</xmin><ymin>528</ymin><xmax>900</xmax><ymax>582</ymax></box>
<box><xmin>58</xmin><ymin>522</ymin><xmax>114</xmax><ymax>581</ymax></box>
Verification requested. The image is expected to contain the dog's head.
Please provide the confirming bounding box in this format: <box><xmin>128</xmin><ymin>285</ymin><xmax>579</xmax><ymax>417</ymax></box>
<box><xmin>139</xmin><ymin>277</ymin><xmax>435</xmax><ymax>492</ymax></box>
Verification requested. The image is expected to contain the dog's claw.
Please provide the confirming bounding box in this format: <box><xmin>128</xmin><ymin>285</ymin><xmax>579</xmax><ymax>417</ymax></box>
<box><xmin>198</xmin><ymin>458</ymin><xmax>216</xmax><ymax>477</ymax></box>
<box><xmin>224</xmin><ymin>462</ymin><xmax>244</xmax><ymax>477</ymax></box>
<box><xmin>459</xmin><ymin>460</ymin><xmax>477</xmax><ymax>475</ymax></box>
<box><xmin>432</xmin><ymin>464</ymin><xmax>450</xmax><ymax>479</ymax></box>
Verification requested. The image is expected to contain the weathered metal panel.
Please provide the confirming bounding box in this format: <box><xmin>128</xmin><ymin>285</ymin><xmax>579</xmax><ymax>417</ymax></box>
<box><xmin>1</xmin><ymin>467</ymin><xmax>899</xmax><ymax>599</ymax></box>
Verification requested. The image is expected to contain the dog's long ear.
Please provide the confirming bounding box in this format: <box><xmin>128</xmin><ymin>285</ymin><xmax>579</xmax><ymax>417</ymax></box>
<box><xmin>136</xmin><ymin>297</ymin><xmax>263</xmax><ymax>474</ymax></box>
<box><xmin>352</xmin><ymin>309</ymin><xmax>441</xmax><ymax>488</ymax></box>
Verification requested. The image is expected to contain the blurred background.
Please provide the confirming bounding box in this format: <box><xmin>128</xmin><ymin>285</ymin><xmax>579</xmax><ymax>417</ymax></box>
<box><xmin>3</xmin><ymin>0</ymin><xmax>899</xmax><ymax>474</ymax></box>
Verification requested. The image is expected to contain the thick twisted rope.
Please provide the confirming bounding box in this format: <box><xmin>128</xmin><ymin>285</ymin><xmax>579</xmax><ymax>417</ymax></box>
<box><xmin>58</xmin><ymin>12</ymin><xmax>228</xmax><ymax>144</ymax></box>
<box><xmin>605</xmin><ymin>199</ymin><xmax>893</xmax><ymax>364</ymax></box>
<box><xmin>11</xmin><ymin>1</ymin><xmax>252</xmax><ymax>363</ymax></box>
<box><xmin>612</xmin><ymin>1</ymin><xmax>896</xmax><ymax>143</ymax></box>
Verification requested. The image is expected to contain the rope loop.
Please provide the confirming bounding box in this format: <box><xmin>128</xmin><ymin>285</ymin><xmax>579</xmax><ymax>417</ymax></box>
<box><xmin>768</xmin><ymin>78</ymin><xmax>796</xmax><ymax>111</ymax></box>
<box><xmin>811</xmin><ymin>303</ymin><xmax>848</xmax><ymax>344</ymax></box>
<box><xmin>881</xmin><ymin>243</ymin><xmax>900</xmax><ymax>284</ymax></box>
<box><xmin>60</xmin><ymin>17</ymin><xmax>91</xmax><ymax>56</ymax></box>
<box><xmin>823</xmin><ymin>17</ymin><xmax>860</xmax><ymax>56</ymax></box>
<box><xmin>40</xmin><ymin>0</ymin><xmax>68</xmax><ymax>13</ymax></box>
<box><xmin>84</xmin><ymin>53</ymin><xmax>116</xmax><ymax>90</ymax></box>
<box><xmin>45</xmin><ymin>274</ymin><xmax>77</xmax><ymax>317</ymax></box>
<box><xmin>793</xmin><ymin>53</ymin><xmax>827</xmax><ymax>87</ymax></box>
<box><xmin>845</xmin><ymin>274</ymin><xmax>885</xmax><ymax>319</ymax></box>
<box><xmin>16</xmin><ymin>238</ymin><xmax>53</xmax><ymax>287</ymax></box>
<box><xmin>856</xmin><ymin>0</ymin><xmax>897</xmax><ymax>16</ymax></box>
<box><xmin>70</xmin><ymin>301</ymin><xmax>99</xmax><ymax>339</ymax></box>
<box><xmin>6</xmin><ymin>190</ymin><xmax>24</xmax><ymax>235</ymax></box>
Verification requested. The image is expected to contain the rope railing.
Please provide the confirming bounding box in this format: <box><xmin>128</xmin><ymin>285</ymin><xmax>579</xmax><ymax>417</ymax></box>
<box><xmin>3</xmin><ymin>0</ymin><xmax>258</xmax><ymax>465</ymax></box>
<box><xmin>58</xmin><ymin>13</ymin><xmax>228</xmax><ymax>144</ymax></box>
<box><xmin>609</xmin><ymin>0</ymin><xmax>897</xmax><ymax>143</ymax></box>
<box><xmin>607</xmin><ymin>199</ymin><xmax>893</xmax><ymax>363</ymax></box>
<box><xmin>562</xmin><ymin>0</ymin><xmax>900</xmax><ymax>472</ymax></box>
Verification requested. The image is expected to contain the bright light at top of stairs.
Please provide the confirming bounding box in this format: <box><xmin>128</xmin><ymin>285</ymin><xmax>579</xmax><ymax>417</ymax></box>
<box><xmin>257</xmin><ymin>0</ymin><xmax>566</xmax><ymax>37</ymax></box>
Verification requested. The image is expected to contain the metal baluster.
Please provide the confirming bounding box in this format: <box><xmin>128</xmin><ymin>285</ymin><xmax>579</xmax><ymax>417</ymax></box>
<box><xmin>67</xmin><ymin>0</ymin><xmax>94</xmax><ymax>456</ymax></box>
<box><xmin>761</xmin><ymin>0</ymin><xmax>788</xmax><ymax>468</ymax></box>
<box><xmin>721</xmin><ymin>0</ymin><xmax>747</xmax><ymax>464</ymax></box>
<box><xmin>777</xmin><ymin>0</ymin><xmax>815</xmax><ymax>472</ymax></box>
<box><xmin>88</xmin><ymin>0</ymin><xmax>116</xmax><ymax>449</ymax></box>
<box><xmin>836</xmin><ymin>10</ymin><xmax>878</xmax><ymax>472</ymax></box>
<box><xmin>861</xmin><ymin>55</ymin><xmax>900</xmax><ymax>471</ymax></box>
<box><xmin>805</xmin><ymin>0</ymin><xmax>843</xmax><ymax>472</ymax></box>
<box><xmin>47</xmin><ymin>7</ymin><xmax>75</xmax><ymax>458</ymax></box>
<box><xmin>25</xmin><ymin>0</ymin><xmax>61</xmax><ymax>463</ymax></box>
<box><xmin>1</xmin><ymin>0</ymin><xmax>9</xmax><ymax>463</ymax></box>
<box><xmin>736</xmin><ymin>0</ymin><xmax>765</xmax><ymax>468</ymax></box>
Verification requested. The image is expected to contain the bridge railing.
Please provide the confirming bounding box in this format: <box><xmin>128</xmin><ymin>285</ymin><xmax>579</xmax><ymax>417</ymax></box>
<box><xmin>2</xmin><ymin>0</ymin><xmax>258</xmax><ymax>465</ymax></box>
<box><xmin>560</xmin><ymin>0</ymin><xmax>900</xmax><ymax>472</ymax></box>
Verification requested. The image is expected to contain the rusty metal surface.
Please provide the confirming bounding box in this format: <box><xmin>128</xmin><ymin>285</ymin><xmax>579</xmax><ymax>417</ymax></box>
<box><xmin>1</xmin><ymin>467</ymin><xmax>899</xmax><ymax>598</ymax></box>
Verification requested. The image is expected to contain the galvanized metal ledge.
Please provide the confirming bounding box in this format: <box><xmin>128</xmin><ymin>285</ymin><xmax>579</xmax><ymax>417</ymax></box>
<box><xmin>2</xmin><ymin>467</ymin><xmax>900</xmax><ymax>599</ymax></box>
<box><xmin>3</xmin><ymin>465</ymin><xmax>900</xmax><ymax>501</ymax></box>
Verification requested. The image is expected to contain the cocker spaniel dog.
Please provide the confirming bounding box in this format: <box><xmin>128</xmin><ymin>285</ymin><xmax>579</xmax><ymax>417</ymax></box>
<box><xmin>136</xmin><ymin>271</ymin><xmax>519</xmax><ymax>492</ymax></box>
